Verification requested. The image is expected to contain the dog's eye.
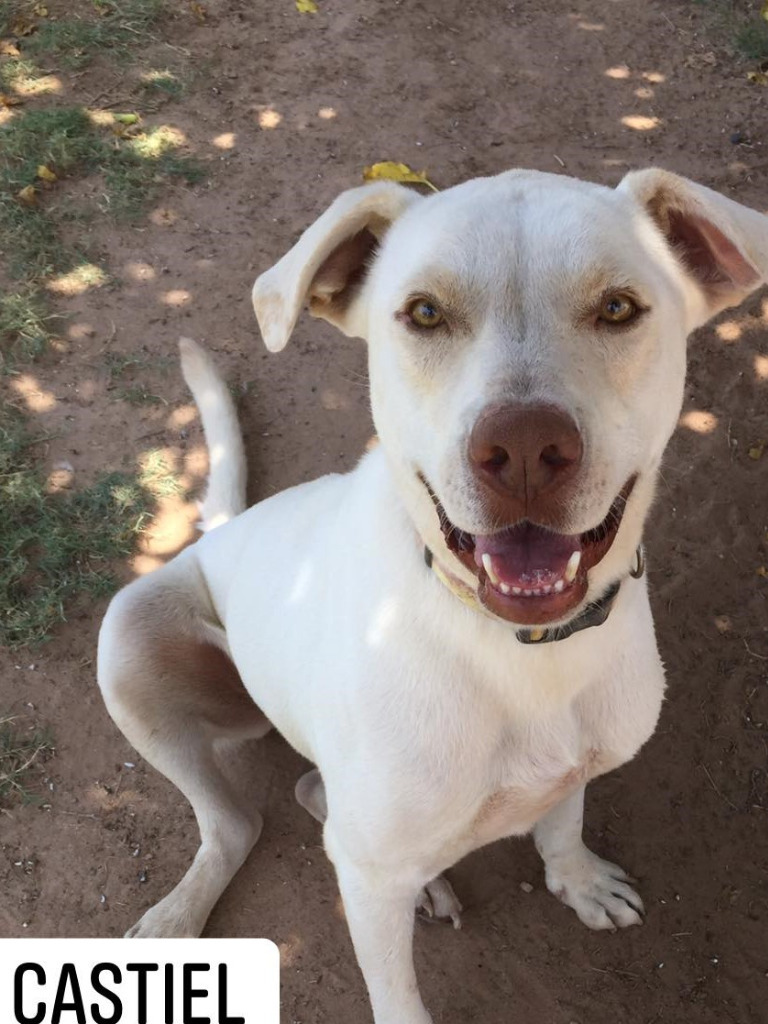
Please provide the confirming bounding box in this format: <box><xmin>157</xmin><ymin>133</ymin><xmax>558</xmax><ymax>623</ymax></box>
<box><xmin>598</xmin><ymin>294</ymin><xmax>639</xmax><ymax>325</ymax></box>
<box><xmin>406</xmin><ymin>298</ymin><xmax>444</xmax><ymax>329</ymax></box>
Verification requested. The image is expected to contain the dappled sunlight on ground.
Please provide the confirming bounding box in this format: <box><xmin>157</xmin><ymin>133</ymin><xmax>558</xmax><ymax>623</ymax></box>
<box><xmin>716</xmin><ymin>321</ymin><xmax>742</xmax><ymax>343</ymax></box>
<box><xmin>318</xmin><ymin>106</ymin><xmax>337</xmax><ymax>120</ymax></box>
<box><xmin>754</xmin><ymin>355</ymin><xmax>768</xmax><ymax>380</ymax></box>
<box><xmin>160</xmin><ymin>288</ymin><xmax>192</xmax><ymax>306</ymax></box>
<box><xmin>11</xmin><ymin>73</ymin><xmax>62</xmax><ymax>97</ymax></box>
<box><xmin>680</xmin><ymin>409</ymin><xmax>718</xmax><ymax>434</ymax></box>
<box><xmin>67</xmin><ymin>321</ymin><xmax>97</xmax><ymax>340</ymax></box>
<box><xmin>278</xmin><ymin>935</ymin><xmax>305</xmax><ymax>968</ymax></box>
<box><xmin>257</xmin><ymin>107</ymin><xmax>282</xmax><ymax>129</ymax></box>
<box><xmin>47</xmin><ymin>264</ymin><xmax>108</xmax><ymax>296</ymax></box>
<box><xmin>149</xmin><ymin>205</ymin><xmax>179</xmax><ymax>226</ymax></box>
<box><xmin>621</xmin><ymin>115</ymin><xmax>660</xmax><ymax>131</ymax></box>
<box><xmin>124</xmin><ymin>260</ymin><xmax>156</xmax><ymax>283</ymax></box>
<box><xmin>11</xmin><ymin>373</ymin><xmax>58</xmax><ymax>413</ymax></box>
<box><xmin>213</xmin><ymin>131</ymin><xmax>236</xmax><ymax>149</ymax></box>
<box><xmin>167</xmin><ymin>404</ymin><xmax>199</xmax><ymax>429</ymax></box>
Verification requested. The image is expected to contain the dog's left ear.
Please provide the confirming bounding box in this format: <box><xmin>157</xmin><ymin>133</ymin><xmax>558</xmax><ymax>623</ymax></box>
<box><xmin>253</xmin><ymin>181</ymin><xmax>422</xmax><ymax>352</ymax></box>
<box><xmin>618</xmin><ymin>168</ymin><xmax>768</xmax><ymax>326</ymax></box>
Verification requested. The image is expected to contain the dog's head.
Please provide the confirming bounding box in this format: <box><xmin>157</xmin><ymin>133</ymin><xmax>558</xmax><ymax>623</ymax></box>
<box><xmin>253</xmin><ymin>169</ymin><xmax>768</xmax><ymax>627</ymax></box>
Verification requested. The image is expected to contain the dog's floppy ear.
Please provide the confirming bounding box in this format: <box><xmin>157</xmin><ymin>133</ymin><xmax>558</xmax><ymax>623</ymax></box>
<box><xmin>252</xmin><ymin>181</ymin><xmax>422</xmax><ymax>352</ymax></box>
<box><xmin>618</xmin><ymin>168</ymin><xmax>768</xmax><ymax>325</ymax></box>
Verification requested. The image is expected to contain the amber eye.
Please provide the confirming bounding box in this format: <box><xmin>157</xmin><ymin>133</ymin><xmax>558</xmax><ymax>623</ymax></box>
<box><xmin>599</xmin><ymin>293</ymin><xmax>639</xmax><ymax>325</ymax></box>
<box><xmin>406</xmin><ymin>297</ymin><xmax>444</xmax><ymax>329</ymax></box>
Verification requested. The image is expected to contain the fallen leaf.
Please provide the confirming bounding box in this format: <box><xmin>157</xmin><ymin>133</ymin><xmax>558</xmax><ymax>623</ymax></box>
<box><xmin>32</xmin><ymin>3</ymin><xmax>48</xmax><ymax>15</ymax></box>
<box><xmin>0</xmin><ymin>92</ymin><xmax>23</xmax><ymax>107</ymax></box>
<box><xmin>36</xmin><ymin>164</ymin><xmax>57</xmax><ymax>182</ymax></box>
<box><xmin>296</xmin><ymin>0</ymin><xmax>318</xmax><ymax>12</ymax></box>
<box><xmin>113</xmin><ymin>112</ymin><xmax>140</xmax><ymax>124</ymax></box>
<box><xmin>748</xmin><ymin>440</ymin><xmax>766</xmax><ymax>460</ymax></box>
<box><xmin>190</xmin><ymin>1</ymin><xmax>207</xmax><ymax>21</ymax></box>
<box><xmin>0</xmin><ymin>39</ymin><xmax>21</xmax><ymax>56</ymax></box>
<box><xmin>757</xmin><ymin>566</ymin><xmax>768</xmax><ymax>578</ymax></box>
<box><xmin>363</xmin><ymin>161</ymin><xmax>438</xmax><ymax>191</ymax></box>
<box><xmin>17</xmin><ymin>184</ymin><xmax>37</xmax><ymax>205</ymax></box>
<box><xmin>714</xmin><ymin>615</ymin><xmax>732</xmax><ymax>635</ymax></box>
<box><xmin>762</xmin><ymin>0</ymin><xmax>768</xmax><ymax>23</ymax></box>
<box><xmin>747</xmin><ymin>70</ymin><xmax>768</xmax><ymax>86</ymax></box>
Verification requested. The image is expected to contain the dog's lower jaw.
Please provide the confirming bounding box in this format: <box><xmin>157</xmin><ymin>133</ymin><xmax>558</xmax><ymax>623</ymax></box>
<box><xmin>416</xmin><ymin>472</ymin><xmax>641</xmax><ymax>629</ymax></box>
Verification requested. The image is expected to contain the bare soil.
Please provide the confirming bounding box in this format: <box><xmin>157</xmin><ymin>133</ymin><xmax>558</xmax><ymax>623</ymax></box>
<box><xmin>2</xmin><ymin>2</ymin><xmax>768</xmax><ymax>1022</ymax></box>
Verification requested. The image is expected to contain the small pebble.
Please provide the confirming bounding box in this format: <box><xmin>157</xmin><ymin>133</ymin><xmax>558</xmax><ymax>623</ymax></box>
<box><xmin>138</xmin><ymin>870</ymin><xmax>148</xmax><ymax>883</ymax></box>
<box><xmin>519</xmin><ymin>881</ymin><xmax>534</xmax><ymax>894</ymax></box>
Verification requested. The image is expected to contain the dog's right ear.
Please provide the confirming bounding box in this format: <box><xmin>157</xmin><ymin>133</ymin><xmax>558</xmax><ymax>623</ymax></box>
<box><xmin>252</xmin><ymin>182</ymin><xmax>422</xmax><ymax>352</ymax></box>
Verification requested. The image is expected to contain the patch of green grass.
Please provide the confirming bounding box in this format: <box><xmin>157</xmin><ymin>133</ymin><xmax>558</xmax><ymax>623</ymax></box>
<box><xmin>140</xmin><ymin>68</ymin><xmax>184</xmax><ymax>98</ymax></box>
<box><xmin>0</xmin><ymin>716</ymin><xmax>54</xmax><ymax>806</ymax></box>
<box><xmin>0</xmin><ymin>106</ymin><xmax>202</xmax><ymax>355</ymax></box>
<box><xmin>115</xmin><ymin>382</ymin><xmax>166</xmax><ymax>405</ymax></box>
<box><xmin>0</xmin><ymin>403</ymin><xmax>169</xmax><ymax>648</ymax></box>
<box><xmin>20</xmin><ymin>0</ymin><xmax>167</xmax><ymax>70</ymax></box>
<box><xmin>0</xmin><ymin>289</ymin><xmax>57</xmax><ymax>369</ymax></box>
<box><xmin>691</xmin><ymin>1</ymin><xmax>768</xmax><ymax>60</ymax></box>
<box><xmin>734</xmin><ymin>19</ymin><xmax>768</xmax><ymax>59</ymax></box>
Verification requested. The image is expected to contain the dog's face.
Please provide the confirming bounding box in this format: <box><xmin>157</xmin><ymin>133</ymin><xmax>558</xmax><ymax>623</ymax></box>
<box><xmin>254</xmin><ymin>169</ymin><xmax>767</xmax><ymax>627</ymax></box>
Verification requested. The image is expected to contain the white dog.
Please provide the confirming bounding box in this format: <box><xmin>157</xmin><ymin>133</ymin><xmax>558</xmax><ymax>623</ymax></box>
<box><xmin>97</xmin><ymin>168</ymin><xmax>768</xmax><ymax>1024</ymax></box>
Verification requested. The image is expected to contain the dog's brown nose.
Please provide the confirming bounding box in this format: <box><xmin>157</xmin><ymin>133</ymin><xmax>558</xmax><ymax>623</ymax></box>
<box><xmin>468</xmin><ymin>403</ymin><xmax>583</xmax><ymax>512</ymax></box>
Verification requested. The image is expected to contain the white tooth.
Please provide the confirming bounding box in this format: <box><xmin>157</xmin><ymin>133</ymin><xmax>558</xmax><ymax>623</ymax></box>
<box><xmin>564</xmin><ymin>550</ymin><xmax>581</xmax><ymax>583</ymax></box>
<box><xmin>482</xmin><ymin>552</ymin><xmax>500</xmax><ymax>586</ymax></box>
<box><xmin>542</xmin><ymin>585</ymin><xmax>551</xmax><ymax>595</ymax></box>
<box><xmin>554</xmin><ymin>580</ymin><xmax>564</xmax><ymax>593</ymax></box>
<box><xmin>512</xmin><ymin>587</ymin><xmax>522</xmax><ymax>596</ymax></box>
<box><xmin>499</xmin><ymin>582</ymin><xmax>511</xmax><ymax>595</ymax></box>
<box><xmin>524</xmin><ymin>589</ymin><xmax>533</xmax><ymax>596</ymax></box>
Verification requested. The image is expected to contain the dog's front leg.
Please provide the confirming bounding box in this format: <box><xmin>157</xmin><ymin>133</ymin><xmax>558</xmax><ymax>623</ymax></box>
<box><xmin>533</xmin><ymin>785</ymin><xmax>644</xmax><ymax>931</ymax></box>
<box><xmin>326</xmin><ymin>828</ymin><xmax>432</xmax><ymax>1024</ymax></box>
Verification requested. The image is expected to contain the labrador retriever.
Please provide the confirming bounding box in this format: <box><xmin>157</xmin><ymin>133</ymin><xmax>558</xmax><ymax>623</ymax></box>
<box><xmin>97</xmin><ymin>168</ymin><xmax>768</xmax><ymax>1024</ymax></box>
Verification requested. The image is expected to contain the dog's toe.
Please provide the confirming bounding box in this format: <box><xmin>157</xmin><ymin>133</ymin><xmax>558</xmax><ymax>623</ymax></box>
<box><xmin>416</xmin><ymin>874</ymin><xmax>463</xmax><ymax>929</ymax></box>
<box><xmin>545</xmin><ymin>846</ymin><xmax>644</xmax><ymax>931</ymax></box>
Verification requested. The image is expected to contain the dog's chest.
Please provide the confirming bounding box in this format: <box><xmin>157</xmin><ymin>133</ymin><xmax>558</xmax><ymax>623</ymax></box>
<box><xmin>469</xmin><ymin>744</ymin><xmax>614</xmax><ymax>844</ymax></box>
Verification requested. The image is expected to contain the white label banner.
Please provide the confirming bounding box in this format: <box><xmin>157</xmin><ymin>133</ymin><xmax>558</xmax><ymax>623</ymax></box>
<box><xmin>0</xmin><ymin>939</ymin><xmax>279</xmax><ymax>1024</ymax></box>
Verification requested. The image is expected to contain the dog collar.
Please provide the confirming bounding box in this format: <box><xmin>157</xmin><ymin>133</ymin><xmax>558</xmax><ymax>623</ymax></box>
<box><xmin>423</xmin><ymin>544</ymin><xmax>645</xmax><ymax>644</ymax></box>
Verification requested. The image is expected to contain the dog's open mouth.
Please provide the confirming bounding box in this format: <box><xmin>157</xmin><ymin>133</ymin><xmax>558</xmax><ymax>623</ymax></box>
<box><xmin>424</xmin><ymin>477</ymin><xmax>636</xmax><ymax>626</ymax></box>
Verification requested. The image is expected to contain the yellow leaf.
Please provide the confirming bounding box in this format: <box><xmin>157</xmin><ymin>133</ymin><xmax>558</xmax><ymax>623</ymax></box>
<box><xmin>748</xmin><ymin>440</ymin><xmax>766</xmax><ymax>460</ymax></box>
<box><xmin>113</xmin><ymin>112</ymin><xmax>140</xmax><ymax>124</ymax></box>
<box><xmin>747</xmin><ymin>70</ymin><xmax>768</xmax><ymax>86</ymax></box>
<box><xmin>362</xmin><ymin>161</ymin><xmax>438</xmax><ymax>192</ymax></box>
<box><xmin>296</xmin><ymin>0</ymin><xmax>318</xmax><ymax>12</ymax></box>
<box><xmin>37</xmin><ymin>164</ymin><xmax>57</xmax><ymax>182</ymax></box>
<box><xmin>757</xmin><ymin>566</ymin><xmax>768</xmax><ymax>578</ymax></box>
<box><xmin>33</xmin><ymin>3</ymin><xmax>48</xmax><ymax>16</ymax></box>
<box><xmin>17</xmin><ymin>184</ymin><xmax>37</xmax><ymax>206</ymax></box>
<box><xmin>0</xmin><ymin>39</ymin><xmax>21</xmax><ymax>56</ymax></box>
<box><xmin>190</xmin><ymin>1</ymin><xmax>207</xmax><ymax>21</ymax></box>
<box><xmin>762</xmin><ymin>0</ymin><xmax>768</xmax><ymax>23</ymax></box>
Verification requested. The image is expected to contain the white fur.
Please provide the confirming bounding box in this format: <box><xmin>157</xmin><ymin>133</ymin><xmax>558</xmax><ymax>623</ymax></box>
<box><xmin>98</xmin><ymin>169</ymin><xmax>768</xmax><ymax>1024</ymax></box>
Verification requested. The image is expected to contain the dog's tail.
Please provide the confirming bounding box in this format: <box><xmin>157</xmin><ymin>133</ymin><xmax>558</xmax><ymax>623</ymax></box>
<box><xmin>179</xmin><ymin>337</ymin><xmax>247</xmax><ymax>531</ymax></box>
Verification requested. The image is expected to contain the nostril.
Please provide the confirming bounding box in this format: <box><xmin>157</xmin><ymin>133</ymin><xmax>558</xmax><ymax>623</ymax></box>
<box><xmin>483</xmin><ymin>446</ymin><xmax>509</xmax><ymax>470</ymax></box>
<box><xmin>540</xmin><ymin>443</ymin><xmax>571</xmax><ymax>469</ymax></box>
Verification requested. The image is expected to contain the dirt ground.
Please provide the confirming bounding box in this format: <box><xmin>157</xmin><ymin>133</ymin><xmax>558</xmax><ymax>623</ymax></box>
<box><xmin>2</xmin><ymin>1</ymin><xmax>768</xmax><ymax>1021</ymax></box>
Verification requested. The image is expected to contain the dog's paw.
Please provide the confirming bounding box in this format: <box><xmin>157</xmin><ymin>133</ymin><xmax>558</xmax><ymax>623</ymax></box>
<box><xmin>125</xmin><ymin>898</ymin><xmax>204</xmax><ymax>938</ymax></box>
<box><xmin>416</xmin><ymin>874</ymin><xmax>463</xmax><ymax>929</ymax></box>
<box><xmin>544</xmin><ymin>846</ymin><xmax>643</xmax><ymax>931</ymax></box>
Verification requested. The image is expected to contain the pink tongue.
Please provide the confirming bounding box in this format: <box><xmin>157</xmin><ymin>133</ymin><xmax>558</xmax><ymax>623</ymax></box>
<box><xmin>474</xmin><ymin>523</ymin><xmax>581</xmax><ymax>588</ymax></box>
